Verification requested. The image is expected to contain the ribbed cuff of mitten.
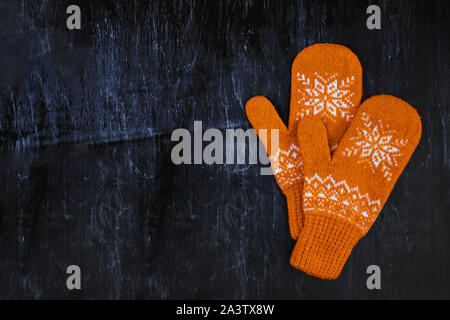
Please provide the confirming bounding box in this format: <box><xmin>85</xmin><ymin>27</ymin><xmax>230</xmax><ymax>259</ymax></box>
<box><xmin>290</xmin><ymin>212</ymin><xmax>363</xmax><ymax>279</ymax></box>
<box><xmin>283</xmin><ymin>184</ymin><xmax>303</xmax><ymax>239</ymax></box>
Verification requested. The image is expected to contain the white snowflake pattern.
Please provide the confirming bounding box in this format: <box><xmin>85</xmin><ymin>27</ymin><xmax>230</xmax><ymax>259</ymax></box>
<box><xmin>295</xmin><ymin>72</ymin><xmax>356</xmax><ymax>122</ymax></box>
<box><xmin>343</xmin><ymin>113</ymin><xmax>407</xmax><ymax>181</ymax></box>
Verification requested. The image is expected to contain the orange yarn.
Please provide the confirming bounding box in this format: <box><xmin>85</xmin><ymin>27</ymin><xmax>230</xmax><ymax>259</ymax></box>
<box><xmin>246</xmin><ymin>43</ymin><xmax>362</xmax><ymax>239</ymax></box>
<box><xmin>290</xmin><ymin>95</ymin><xmax>422</xmax><ymax>279</ymax></box>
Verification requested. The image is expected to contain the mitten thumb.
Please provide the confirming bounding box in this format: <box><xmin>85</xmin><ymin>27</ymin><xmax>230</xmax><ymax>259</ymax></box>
<box><xmin>297</xmin><ymin>117</ymin><xmax>331</xmax><ymax>176</ymax></box>
<box><xmin>246</xmin><ymin>96</ymin><xmax>288</xmax><ymax>156</ymax></box>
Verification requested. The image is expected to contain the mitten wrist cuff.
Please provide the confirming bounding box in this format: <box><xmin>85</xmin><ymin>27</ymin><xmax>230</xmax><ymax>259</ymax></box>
<box><xmin>290</xmin><ymin>212</ymin><xmax>363</xmax><ymax>279</ymax></box>
<box><xmin>283</xmin><ymin>184</ymin><xmax>303</xmax><ymax>239</ymax></box>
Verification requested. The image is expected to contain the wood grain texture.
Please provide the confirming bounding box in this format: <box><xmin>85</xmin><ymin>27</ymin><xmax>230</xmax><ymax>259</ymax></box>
<box><xmin>0</xmin><ymin>0</ymin><xmax>449</xmax><ymax>299</ymax></box>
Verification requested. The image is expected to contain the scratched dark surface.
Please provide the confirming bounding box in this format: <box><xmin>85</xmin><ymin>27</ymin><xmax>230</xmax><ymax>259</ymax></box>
<box><xmin>0</xmin><ymin>0</ymin><xmax>449</xmax><ymax>299</ymax></box>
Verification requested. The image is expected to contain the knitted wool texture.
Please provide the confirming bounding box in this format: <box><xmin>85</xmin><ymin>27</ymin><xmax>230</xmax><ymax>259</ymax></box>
<box><xmin>291</xmin><ymin>95</ymin><xmax>422</xmax><ymax>279</ymax></box>
<box><xmin>246</xmin><ymin>43</ymin><xmax>363</xmax><ymax>239</ymax></box>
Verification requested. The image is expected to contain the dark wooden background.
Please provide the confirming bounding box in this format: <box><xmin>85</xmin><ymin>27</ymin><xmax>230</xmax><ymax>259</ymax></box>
<box><xmin>0</xmin><ymin>0</ymin><xmax>449</xmax><ymax>299</ymax></box>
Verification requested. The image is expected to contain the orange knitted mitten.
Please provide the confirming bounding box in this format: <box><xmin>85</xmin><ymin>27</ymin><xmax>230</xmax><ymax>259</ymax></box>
<box><xmin>291</xmin><ymin>95</ymin><xmax>422</xmax><ymax>279</ymax></box>
<box><xmin>246</xmin><ymin>43</ymin><xmax>362</xmax><ymax>239</ymax></box>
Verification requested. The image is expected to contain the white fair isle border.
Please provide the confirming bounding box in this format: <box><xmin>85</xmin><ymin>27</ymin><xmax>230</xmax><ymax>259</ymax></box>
<box><xmin>269</xmin><ymin>143</ymin><xmax>303</xmax><ymax>189</ymax></box>
<box><xmin>303</xmin><ymin>173</ymin><xmax>381</xmax><ymax>233</ymax></box>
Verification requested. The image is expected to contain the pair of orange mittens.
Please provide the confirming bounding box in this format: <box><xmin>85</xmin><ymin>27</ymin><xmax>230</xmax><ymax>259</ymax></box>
<box><xmin>246</xmin><ymin>44</ymin><xmax>422</xmax><ymax>279</ymax></box>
